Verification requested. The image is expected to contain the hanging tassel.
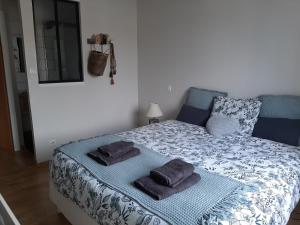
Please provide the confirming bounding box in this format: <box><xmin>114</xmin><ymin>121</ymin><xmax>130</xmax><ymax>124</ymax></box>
<box><xmin>110</xmin><ymin>77</ymin><xmax>115</xmax><ymax>85</ymax></box>
<box><xmin>109</xmin><ymin>42</ymin><xmax>117</xmax><ymax>85</ymax></box>
<box><xmin>109</xmin><ymin>71</ymin><xmax>115</xmax><ymax>85</ymax></box>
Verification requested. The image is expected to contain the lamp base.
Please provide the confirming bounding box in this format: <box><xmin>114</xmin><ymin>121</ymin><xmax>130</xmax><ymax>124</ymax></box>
<box><xmin>149</xmin><ymin>118</ymin><xmax>159</xmax><ymax>124</ymax></box>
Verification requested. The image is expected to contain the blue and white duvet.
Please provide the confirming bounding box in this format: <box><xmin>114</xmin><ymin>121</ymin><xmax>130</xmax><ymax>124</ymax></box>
<box><xmin>50</xmin><ymin>120</ymin><xmax>300</xmax><ymax>225</ymax></box>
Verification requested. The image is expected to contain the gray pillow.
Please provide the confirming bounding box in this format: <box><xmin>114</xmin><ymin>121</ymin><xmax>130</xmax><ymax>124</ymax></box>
<box><xmin>206</xmin><ymin>115</ymin><xmax>241</xmax><ymax>137</ymax></box>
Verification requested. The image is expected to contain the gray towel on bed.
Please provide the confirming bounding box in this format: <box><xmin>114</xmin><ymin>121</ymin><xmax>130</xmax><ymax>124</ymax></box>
<box><xmin>88</xmin><ymin>147</ymin><xmax>140</xmax><ymax>166</ymax></box>
<box><xmin>150</xmin><ymin>159</ymin><xmax>194</xmax><ymax>187</ymax></box>
<box><xmin>98</xmin><ymin>141</ymin><xmax>134</xmax><ymax>158</ymax></box>
<box><xmin>134</xmin><ymin>173</ymin><xmax>201</xmax><ymax>200</ymax></box>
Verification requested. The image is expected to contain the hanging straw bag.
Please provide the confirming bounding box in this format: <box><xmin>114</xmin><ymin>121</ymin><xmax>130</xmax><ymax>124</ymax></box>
<box><xmin>87</xmin><ymin>50</ymin><xmax>108</xmax><ymax>76</ymax></box>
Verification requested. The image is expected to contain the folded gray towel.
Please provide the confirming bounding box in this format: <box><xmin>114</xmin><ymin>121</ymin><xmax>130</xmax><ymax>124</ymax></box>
<box><xmin>134</xmin><ymin>173</ymin><xmax>201</xmax><ymax>200</ymax></box>
<box><xmin>99</xmin><ymin>141</ymin><xmax>134</xmax><ymax>158</ymax></box>
<box><xmin>150</xmin><ymin>159</ymin><xmax>194</xmax><ymax>187</ymax></box>
<box><xmin>88</xmin><ymin>147</ymin><xmax>140</xmax><ymax>166</ymax></box>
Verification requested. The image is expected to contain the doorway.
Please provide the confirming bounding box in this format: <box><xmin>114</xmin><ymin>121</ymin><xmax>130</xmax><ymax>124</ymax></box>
<box><xmin>0</xmin><ymin>39</ymin><xmax>14</xmax><ymax>152</ymax></box>
<box><xmin>0</xmin><ymin>0</ymin><xmax>35</xmax><ymax>159</ymax></box>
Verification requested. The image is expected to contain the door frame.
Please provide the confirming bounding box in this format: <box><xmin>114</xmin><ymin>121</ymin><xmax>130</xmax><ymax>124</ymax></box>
<box><xmin>0</xmin><ymin>9</ymin><xmax>21</xmax><ymax>152</ymax></box>
<box><xmin>0</xmin><ymin>38</ymin><xmax>14</xmax><ymax>152</ymax></box>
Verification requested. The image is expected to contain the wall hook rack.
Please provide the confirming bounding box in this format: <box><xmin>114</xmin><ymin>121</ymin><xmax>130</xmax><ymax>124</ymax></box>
<box><xmin>87</xmin><ymin>33</ymin><xmax>111</xmax><ymax>45</ymax></box>
<box><xmin>87</xmin><ymin>33</ymin><xmax>117</xmax><ymax>85</ymax></box>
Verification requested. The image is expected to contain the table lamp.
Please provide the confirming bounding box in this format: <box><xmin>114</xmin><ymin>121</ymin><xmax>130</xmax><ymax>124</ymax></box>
<box><xmin>146</xmin><ymin>103</ymin><xmax>163</xmax><ymax>124</ymax></box>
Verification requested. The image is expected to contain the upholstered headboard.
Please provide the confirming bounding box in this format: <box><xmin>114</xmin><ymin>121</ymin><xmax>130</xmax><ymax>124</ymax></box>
<box><xmin>185</xmin><ymin>87</ymin><xmax>227</xmax><ymax>110</ymax></box>
<box><xmin>258</xmin><ymin>95</ymin><xmax>300</xmax><ymax>119</ymax></box>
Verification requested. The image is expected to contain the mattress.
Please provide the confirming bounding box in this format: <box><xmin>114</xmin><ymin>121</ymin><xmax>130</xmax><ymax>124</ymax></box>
<box><xmin>50</xmin><ymin>120</ymin><xmax>300</xmax><ymax>225</ymax></box>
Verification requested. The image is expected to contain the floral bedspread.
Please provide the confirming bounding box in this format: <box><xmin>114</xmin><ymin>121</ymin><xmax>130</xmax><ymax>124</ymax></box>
<box><xmin>50</xmin><ymin>120</ymin><xmax>300</xmax><ymax>225</ymax></box>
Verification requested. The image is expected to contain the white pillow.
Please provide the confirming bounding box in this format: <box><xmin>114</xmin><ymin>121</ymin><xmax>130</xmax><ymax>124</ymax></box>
<box><xmin>206</xmin><ymin>115</ymin><xmax>240</xmax><ymax>137</ymax></box>
<box><xmin>212</xmin><ymin>96</ymin><xmax>262</xmax><ymax>135</ymax></box>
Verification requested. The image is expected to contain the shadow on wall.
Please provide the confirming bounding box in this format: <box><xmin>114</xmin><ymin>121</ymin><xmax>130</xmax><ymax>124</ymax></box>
<box><xmin>139</xmin><ymin>90</ymin><xmax>188</xmax><ymax>126</ymax></box>
<box><xmin>165</xmin><ymin>91</ymin><xmax>187</xmax><ymax>121</ymax></box>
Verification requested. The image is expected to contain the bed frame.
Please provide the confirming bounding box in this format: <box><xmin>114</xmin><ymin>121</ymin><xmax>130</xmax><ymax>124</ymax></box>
<box><xmin>49</xmin><ymin>180</ymin><xmax>98</xmax><ymax>225</ymax></box>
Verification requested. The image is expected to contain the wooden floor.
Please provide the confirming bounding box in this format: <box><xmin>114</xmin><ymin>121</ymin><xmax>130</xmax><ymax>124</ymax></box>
<box><xmin>289</xmin><ymin>204</ymin><xmax>300</xmax><ymax>225</ymax></box>
<box><xmin>0</xmin><ymin>149</ymin><xmax>299</xmax><ymax>225</ymax></box>
<box><xmin>0</xmin><ymin>150</ymin><xmax>70</xmax><ymax>225</ymax></box>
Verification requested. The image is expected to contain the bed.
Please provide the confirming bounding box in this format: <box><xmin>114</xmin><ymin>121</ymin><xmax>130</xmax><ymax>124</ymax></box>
<box><xmin>50</xmin><ymin>120</ymin><xmax>300</xmax><ymax>225</ymax></box>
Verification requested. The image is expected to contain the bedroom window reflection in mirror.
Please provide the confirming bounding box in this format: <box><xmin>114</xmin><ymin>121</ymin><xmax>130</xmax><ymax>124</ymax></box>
<box><xmin>32</xmin><ymin>0</ymin><xmax>83</xmax><ymax>83</ymax></box>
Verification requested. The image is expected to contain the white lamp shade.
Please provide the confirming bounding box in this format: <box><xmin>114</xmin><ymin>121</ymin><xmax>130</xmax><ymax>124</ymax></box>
<box><xmin>146</xmin><ymin>103</ymin><xmax>163</xmax><ymax>118</ymax></box>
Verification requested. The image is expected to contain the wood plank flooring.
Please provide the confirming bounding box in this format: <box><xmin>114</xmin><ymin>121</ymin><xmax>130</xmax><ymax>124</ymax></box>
<box><xmin>0</xmin><ymin>149</ymin><xmax>299</xmax><ymax>225</ymax></box>
<box><xmin>0</xmin><ymin>150</ymin><xmax>70</xmax><ymax>225</ymax></box>
<box><xmin>290</xmin><ymin>204</ymin><xmax>300</xmax><ymax>225</ymax></box>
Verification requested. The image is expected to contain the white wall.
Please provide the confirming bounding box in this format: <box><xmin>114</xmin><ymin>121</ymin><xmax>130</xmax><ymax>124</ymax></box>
<box><xmin>138</xmin><ymin>0</ymin><xmax>300</xmax><ymax>123</ymax></box>
<box><xmin>20</xmin><ymin>0</ymin><xmax>138</xmax><ymax>162</ymax></box>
